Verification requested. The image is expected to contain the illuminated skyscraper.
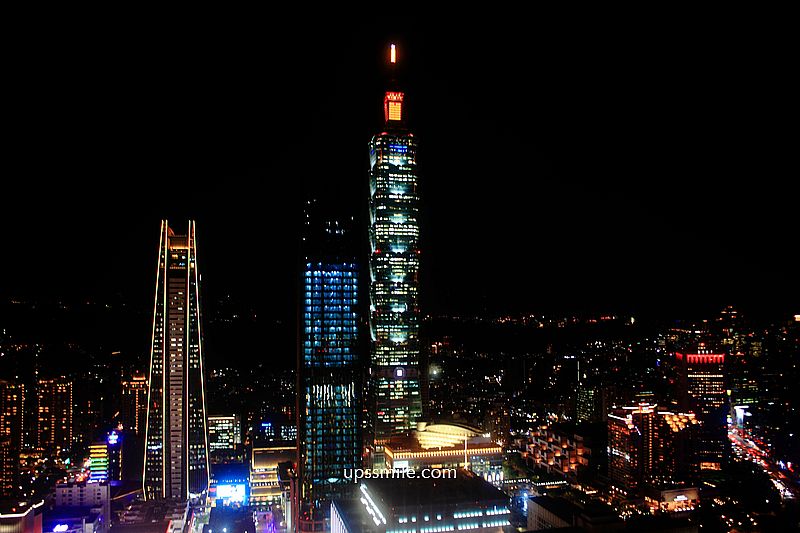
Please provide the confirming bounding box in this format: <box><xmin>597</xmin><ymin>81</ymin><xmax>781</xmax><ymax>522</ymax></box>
<box><xmin>37</xmin><ymin>377</ymin><xmax>73</xmax><ymax>451</ymax></box>
<box><xmin>368</xmin><ymin>44</ymin><xmax>422</xmax><ymax>447</ymax></box>
<box><xmin>607</xmin><ymin>404</ymin><xmax>699</xmax><ymax>496</ymax></box>
<box><xmin>0</xmin><ymin>380</ymin><xmax>24</xmax><ymax>452</ymax></box>
<box><xmin>121</xmin><ymin>373</ymin><xmax>148</xmax><ymax>435</ymax></box>
<box><xmin>143</xmin><ymin>220</ymin><xmax>210</xmax><ymax>501</ymax></box>
<box><xmin>676</xmin><ymin>348</ymin><xmax>727</xmax><ymax>470</ymax></box>
<box><xmin>299</xmin><ymin>201</ymin><xmax>362</xmax><ymax>512</ymax></box>
<box><xmin>0</xmin><ymin>380</ymin><xmax>24</xmax><ymax>496</ymax></box>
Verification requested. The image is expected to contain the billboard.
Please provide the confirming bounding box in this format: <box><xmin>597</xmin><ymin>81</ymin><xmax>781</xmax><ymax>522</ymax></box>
<box><xmin>216</xmin><ymin>483</ymin><xmax>247</xmax><ymax>504</ymax></box>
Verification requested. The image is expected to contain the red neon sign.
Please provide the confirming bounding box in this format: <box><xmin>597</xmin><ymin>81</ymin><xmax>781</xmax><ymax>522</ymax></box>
<box><xmin>677</xmin><ymin>353</ymin><xmax>725</xmax><ymax>364</ymax></box>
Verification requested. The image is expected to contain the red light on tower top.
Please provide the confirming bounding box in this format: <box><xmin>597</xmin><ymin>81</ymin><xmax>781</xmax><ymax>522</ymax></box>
<box><xmin>390</xmin><ymin>43</ymin><xmax>397</xmax><ymax>64</ymax></box>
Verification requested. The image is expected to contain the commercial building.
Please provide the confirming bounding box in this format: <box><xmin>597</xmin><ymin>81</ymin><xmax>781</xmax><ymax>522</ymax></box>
<box><xmin>207</xmin><ymin>414</ymin><xmax>242</xmax><ymax>463</ymax></box>
<box><xmin>369</xmin><ymin>44</ymin><xmax>423</xmax><ymax>449</ymax></box>
<box><xmin>676</xmin><ymin>348</ymin><xmax>727</xmax><ymax>470</ymax></box>
<box><xmin>331</xmin><ymin>470</ymin><xmax>510</xmax><ymax>532</ymax></box>
<box><xmin>383</xmin><ymin>423</ymin><xmax>503</xmax><ymax>485</ymax></box>
<box><xmin>143</xmin><ymin>220</ymin><xmax>210</xmax><ymax>501</ymax></box>
<box><xmin>299</xmin><ymin>201</ymin><xmax>362</xmax><ymax>512</ymax></box>
<box><xmin>250</xmin><ymin>445</ymin><xmax>296</xmax><ymax>507</ymax></box>
<box><xmin>643</xmin><ymin>486</ymin><xmax>699</xmax><ymax>514</ymax></box>
<box><xmin>87</xmin><ymin>442</ymin><xmax>109</xmax><ymax>484</ymax></box>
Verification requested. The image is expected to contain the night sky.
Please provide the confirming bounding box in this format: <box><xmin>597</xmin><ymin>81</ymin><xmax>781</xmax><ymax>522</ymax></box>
<box><xmin>3</xmin><ymin>16</ymin><xmax>797</xmax><ymax>324</ymax></box>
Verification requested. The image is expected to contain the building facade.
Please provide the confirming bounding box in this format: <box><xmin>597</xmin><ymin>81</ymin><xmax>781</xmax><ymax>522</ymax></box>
<box><xmin>37</xmin><ymin>378</ymin><xmax>73</xmax><ymax>452</ymax></box>
<box><xmin>207</xmin><ymin>414</ymin><xmax>241</xmax><ymax>462</ymax></box>
<box><xmin>143</xmin><ymin>220</ymin><xmax>210</xmax><ymax>501</ymax></box>
<box><xmin>120</xmin><ymin>374</ymin><xmax>148</xmax><ymax>436</ymax></box>
<box><xmin>607</xmin><ymin>404</ymin><xmax>699</xmax><ymax>496</ymax></box>
<box><xmin>676</xmin><ymin>349</ymin><xmax>727</xmax><ymax>470</ymax></box>
<box><xmin>54</xmin><ymin>481</ymin><xmax>110</xmax><ymax>529</ymax></box>
<box><xmin>0</xmin><ymin>379</ymin><xmax>25</xmax><ymax>496</ymax></box>
<box><xmin>369</xmin><ymin>45</ymin><xmax>423</xmax><ymax>448</ymax></box>
<box><xmin>527</xmin><ymin>426</ymin><xmax>590</xmax><ymax>478</ymax></box>
<box><xmin>299</xmin><ymin>202</ymin><xmax>362</xmax><ymax>512</ymax></box>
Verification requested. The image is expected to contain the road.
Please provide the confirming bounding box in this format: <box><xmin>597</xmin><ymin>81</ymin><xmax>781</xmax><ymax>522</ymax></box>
<box><xmin>729</xmin><ymin>425</ymin><xmax>798</xmax><ymax>501</ymax></box>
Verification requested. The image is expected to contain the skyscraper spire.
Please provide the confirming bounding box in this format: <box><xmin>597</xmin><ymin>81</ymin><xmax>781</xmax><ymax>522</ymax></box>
<box><xmin>383</xmin><ymin>43</ymin><xmax>405</xmax><ymax>127</ymax></box>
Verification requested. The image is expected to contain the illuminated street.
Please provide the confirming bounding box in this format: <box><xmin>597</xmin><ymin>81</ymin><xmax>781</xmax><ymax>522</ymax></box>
<box><xmin>729</xmin><ymin>425</ymin><xmax>798</xmax><ymax>500</ymax></box>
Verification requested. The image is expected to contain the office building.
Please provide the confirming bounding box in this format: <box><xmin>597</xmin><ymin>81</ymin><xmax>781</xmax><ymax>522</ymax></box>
<box><xmin>143</xmin><ymin>220</ymin><xmax>210</xmax><ymax>501</ymax></box>
<box><xmin>120</xmin><ymin>374</ymin><xmax>148</xmax><ymax>436</ymax></box>
<box><xmin>676</xmin><ymin>348</ymin><xmax>727</xmax><ymax>470</ymax></box>
<box><xmin>207</xmin><ymin>414</ymin><xmax>242</xmax><ymax>463</ymax></box>
<box><xmin>37</xmin><ymin>377</ymin><xmax>73</xmax><ymax>451</ymax></box>
<box><xmin>299</xmin><ymin>201</ymin><xmax>362</xmax><ymax>511</ymax></box>
<box><xmin>369</xmin><ymin>43</ymin><xmax>423</xmax><ymax>448</ymax></box>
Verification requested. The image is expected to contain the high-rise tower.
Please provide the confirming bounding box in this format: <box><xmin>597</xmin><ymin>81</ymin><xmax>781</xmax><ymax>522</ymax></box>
<box><xmin>120</xmin><ymin>373</ymin><xmax>148</xmax><ymax>436</ymax></box>
<box><xmin>143</xmin><ymin>220</ymin><xmax>210</xmax><ymax>501</ymax></box>
<box><xmin>676</xmin><ymin>347</ymin><xmax>727</xmax><ymax>470</ymax></box>
<box><xmin>299</xmin><ymin>200</ymin><xmax>362</xmax><ymax>513</ymax></box>
<box><xmin>368</xmin><ymin>44</ymin><xmax>423</xmax><ymax>447</ymax></box>
<box><xmin>37</xmin><ymin>377</ymin><xmax>73</xmax><ymax>451</ymax></box>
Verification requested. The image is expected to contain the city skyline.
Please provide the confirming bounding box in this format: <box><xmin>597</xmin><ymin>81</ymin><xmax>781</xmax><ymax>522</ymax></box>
<box><xmin>1</xmin><ymin>18</ymin><xmax>798</xmax><ymax>533</ymax></box>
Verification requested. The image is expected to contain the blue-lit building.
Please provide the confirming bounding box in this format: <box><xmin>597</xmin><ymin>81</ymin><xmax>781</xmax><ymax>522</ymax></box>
<box><xmin>369</xmin><ymin>44</ymin><xmax>423</xmax><ymax>448</ymax></box>
<box><xmin>299</xmin><ymin>200</ymin><xmax>363</xmax><ymax>514</ymax></box>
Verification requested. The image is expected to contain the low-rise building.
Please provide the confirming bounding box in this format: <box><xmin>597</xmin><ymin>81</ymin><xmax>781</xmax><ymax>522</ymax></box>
<box><xmin>331</xmin><ymin>470</ymin><xmax>510</xmax><ymax>533</ymax></box>
<box><xmin>0</xmin><ymin>499</ymin><xmax>44</xmax><ymax>533</ymax></box>
<box><xmin>54</xmin><ymin>482</ymin><xmax>109</xmax><ymax>531</ymax></box>
<box><xmin>384</xmin><ymin>422</ymin><xmax>504</xmax><ymax>485</ymax></box>
<box><xmin>250</xmin><ymin>444</ymin><xmax>296</xmax><ymax>507</ymax></box>
<box><xmin>526</xmin><ymin>426</ymin><xmax>590</xmax><ymax>477</ymax></box>
<box><xmin>43</xmin><ymin>506</ymin><xmax>103</xmax><ymax>533</ymax></box>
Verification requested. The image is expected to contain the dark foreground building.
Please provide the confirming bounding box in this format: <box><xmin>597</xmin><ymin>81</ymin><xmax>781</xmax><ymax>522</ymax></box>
<box><xmin>331</xmin><ymin>470</ymin><xmax>510</xmax><ymax>532</ymax></box>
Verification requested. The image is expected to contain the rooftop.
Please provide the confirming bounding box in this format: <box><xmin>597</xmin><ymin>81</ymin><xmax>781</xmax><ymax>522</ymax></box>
<box><xmin>363</xmin><ymin>470</ymin><xmax>507</xmax><ymax>509</ymax></box>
